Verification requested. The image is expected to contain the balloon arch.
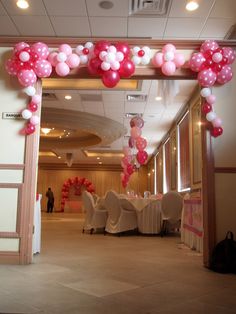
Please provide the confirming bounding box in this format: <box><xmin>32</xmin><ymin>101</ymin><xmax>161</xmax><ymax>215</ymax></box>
<box><xmin>60</xmin><ymin>176</ymin><xmax>95</xmax><ymax>211</ymax></box>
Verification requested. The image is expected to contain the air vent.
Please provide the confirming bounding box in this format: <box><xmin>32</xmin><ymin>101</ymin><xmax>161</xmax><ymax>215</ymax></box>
<box><xmin>127</xmin><ymin>94</ymin><xmax>147</xmax><ymax>102</ymax></box>
<box><xmin>125</xmin><ymin>113</ymin><xmax>143</xmax><ymax>118</ymax></box>
<box><xmin>42</xmin><ymin>92</ymin><xmax>57</xmax><ymax>101</ymax></box>
<box><xmin>129</xmin><ymin>0</ymin><xmax>172</xmax><ymax>17</ymax></box>
<box><xmin>224</xmin><ymin>24</ymin><xmax>236</xmax><ymax>40</ymax></box>
<box><xmin>80</xmin><ymin>94</ymin><xmax>102</xmax><ymax>102</ymax></box>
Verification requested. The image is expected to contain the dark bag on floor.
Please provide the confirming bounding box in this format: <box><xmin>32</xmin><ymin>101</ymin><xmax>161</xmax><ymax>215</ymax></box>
<box><xmin>210</xmin><ymin>231</ymin><xmax>236</xmax><ymax>274</ymax></box>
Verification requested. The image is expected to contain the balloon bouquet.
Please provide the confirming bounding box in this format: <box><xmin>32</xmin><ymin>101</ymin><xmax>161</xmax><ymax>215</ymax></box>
<box><xmin>120</xmin><ymin>116</ymin><xmax>148</xmax><ymax>189</ymax></box>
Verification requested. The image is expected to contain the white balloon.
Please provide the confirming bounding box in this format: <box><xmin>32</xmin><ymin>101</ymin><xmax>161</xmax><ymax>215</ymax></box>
<box><xmin>101</xmin><ymin>61</ymin><xmax>111</xmax><ymax>71</ymax></box>
<box><xmin>24</xmin><ymin>86</ymin><xmax>36</xmax><ymax>96</ymax></box>
<box><xmin>99</xmin><ymin>51</ymin><xmax>107</xmax><ymax>61</ymax></box>
<box><xmin>206</xmin><ymin>111</ymin><xmax>217</xmax><ymax>122</ymax></box>
<box><xmin>200</xmin><ymin>87</ymin><xmax>211</xmax><ymax>98</ymax></box>
<box><xmin>75</xmin><ymin>45</ymin><xmax>84</xmax><ymax>55</ymax></box>
<box><xmin>85</xmin><ymin>42</ymin><xmax>93</xmax><ymax>49</ymax></box>
<box><xmin>19</xmin><ymin>51</ymin><xmax>30</xmax><ymax>62</ymax></box>
<box><xmin>116</xmin><ymin>51</ymin><xmax>124</xmax><ymax>62</ymax></box>
<box><xmin>57</xmin><ymin>52</ymin><xmax>67</xmax><ymax>62</ymax></box>
<box><xmin>105</xmin><ymin>52</ymin><xmax>116</xmax><ymax>63</ymax></box>
<box><xmin>212</xmin><ymin>52</ymin><xmax>223</xmax><ymax>63</ymax></box>
<box><xmin>164</xmin><ymin>51</ymin><xmax>175</xmax><ymax>61</ymax></box>
<box><xmin>141</xmin><ymin>55</ymin><xmax>150</xmax><ymax>65</ymax></box>
<box><xmin>142</xmin><ymin>46</ymin><xmax>151</xmax><ymax>54</ymax></box>
<box><xmin>21</xmin><ymin>109</ymin><xmax>32</xmax><ymax>120</ymax></box>
<box><xmin>132</xmin><ymin>46</ymin><xmax>140</xmax><ymax>55</ymax></box>
<box><xmin>80</xmin><ymin>55</ymin><xmax>88</xmax><ymax>64</ymax></box>
<box><xmin>132</xmin><ymin>55</ymin><xmax>141</xmax><ymax>65</ymax></box>
<box><xmin>111</xmin><ymin>61</ymin><xmax>120</xmax><ymax>71</ymax></box>
<box><xmin>108</xmin><ymin>45</ymin><xmax>117</xmax><ymax>54</ymax></box>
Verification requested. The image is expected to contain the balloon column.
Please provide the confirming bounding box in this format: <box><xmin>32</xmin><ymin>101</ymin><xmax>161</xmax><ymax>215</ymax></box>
<box><xmin>120</xmin><ymin>116</ymin><xmax>148</xmax><ymax>189</ymax></box>
<box><xmin>5</xmin><ymin>42</ymin><xmax>51</xmax><ymax>134</ymax></box>
<box><xmin>88</xmin><ymin>41</ymin><xmax>135</xmax><ymax>88</ymax></box>
<box><xmin>60</xmin><ymin>176</ymin><xmax>95</xmax><ymax>211</ymax></box>
<box><xmin>189</xmin><ymin>40</ymin><xmax>236</xmax><ymax>137</ymax></box>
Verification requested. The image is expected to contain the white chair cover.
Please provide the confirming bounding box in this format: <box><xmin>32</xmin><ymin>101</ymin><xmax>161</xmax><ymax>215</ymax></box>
<box><xmin>161</xmin><ymin>191</ymin><xmax>183</xmax><ymax>233</ymax></box>
<box><xmin>82</xmin><ymin>191</ymin><xmax>108</xmax><ymax>233</ymax></box>
<box><xmin>104</xmin><ymin>191</ymin><xmax>137</xmax><ymax>234</ymax></box>
<box><xmin>137</xmin><ymin>200</ymin><xmax>162</xmax><ymax>234</ymax></box>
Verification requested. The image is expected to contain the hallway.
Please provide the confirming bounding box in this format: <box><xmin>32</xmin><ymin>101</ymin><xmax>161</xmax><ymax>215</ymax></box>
<box><xmin>0</xmin><ymin>213</ymin><xmax>235</xmax><ymax>314</ymax></box>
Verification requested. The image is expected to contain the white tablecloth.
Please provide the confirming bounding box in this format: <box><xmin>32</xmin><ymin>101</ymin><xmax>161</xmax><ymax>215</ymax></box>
<box><xmin>33</xmin><ymin>194</ymin><xmax>41</xmax><ymax>254</ymax></box>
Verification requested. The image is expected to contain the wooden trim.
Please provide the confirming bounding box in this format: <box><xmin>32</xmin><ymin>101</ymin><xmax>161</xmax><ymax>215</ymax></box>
<box><xmin>215</xmin><ymin>167</ymin><xmax>236</xmax><ymax>173</ymax></box>
<box><xmin>0</xmin><ymin>252</ymin><xmax>20</xmax><ymax>264</ymax></box>
<box><xmin>38</xmin><ymin>163</ymin><xmax>123</xmax><ymax>171</ymax></box>
<box><xmin>1</xmin><ymin>37</ymin><xmax>236</xmax><ymax>48</ymax></box>
<box><xmin>0</xmin><ymin>183</ymin><xmax>21</xmax><ymax>188</ymax></box>
<box><xmin>0</xmin><ymin>232</ymin><xmax>20</xmax><ymax>238</ymax></box>
<box><xmin>0</xmin><ymin>164</ymin><xmax>25</xmax><ymax>170</ymax></box>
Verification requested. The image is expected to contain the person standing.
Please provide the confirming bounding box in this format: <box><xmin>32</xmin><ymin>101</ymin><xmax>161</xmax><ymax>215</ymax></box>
<box><xmin>46</xmin><ymin>187</ymin><xmax>54</xmax><ymax>213</ymax></box>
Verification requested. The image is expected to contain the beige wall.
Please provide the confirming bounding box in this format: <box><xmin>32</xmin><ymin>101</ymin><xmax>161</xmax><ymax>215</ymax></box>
<box><xmin>213</xmin><ymin>61</ymin><xmax>236</xmax><ymax>242</ymax></box>
<box><xmin>37</xmin><ymin>167</ymin><xmax>148</xmax><ymax>211</ymax></box>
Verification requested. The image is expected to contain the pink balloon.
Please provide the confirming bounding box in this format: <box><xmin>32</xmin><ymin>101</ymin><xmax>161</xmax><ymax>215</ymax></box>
<box><xmin>31</xmin><ymin>42</ymin><xmax>49</xmax><ymax>60</ymax></box>
<box><xmin>189</xmin><ymin>52</ymin><xmax>206</xmax><ymax>72</ymax></box>
<box><xmin>161</xmin><ymin>61</ymin><xmax>176</xmax><ymax>75</ymax></box>
<box><xmin>66</xmin><ymin>53</ymin><xmax>80</xmax><ymax>68</ymax></box>
<box><xmin>130</xmin><ymin>117</ymin><xmax>144</xmax><ymax>128</ymax></box>
<box><xmin>126</xmin><ymin>163</ymin><xmax>134</xmax><ymax>175</ymax></box>
<box><xmin>222</xmin><ymin>47</ymin><xmax>236</xmax><ymax>64</ymax></box>
<box><xmin>18</xmin><ymin>69</ymin><xmax>37</xmax><ymax>87</ymax></box>
<box><xmin>136</xmin><ymin>150</ymin><xmax>148</xmax><ymax>165</ymax></box>
<box><xmin>55</xmin><ymin>62</ymin><xmax>70</xmax><ymax>76</ymax></box>
<box><xmin>102</xmin><ymin>70</ymin><xmax>120</xmax><ymax>88</ymax></box>
<box><xmin>152</xmin><ymin>52</ymin><xmax>164</xmax><ymax>67</ymax></box>
<box><xmin>130</xmin><ymin>126</ymin><xmax>142</xmax><ymax>139</ymax></box>
<box><xmin>48</xmin><ymin>52</ymin><xmax>58</xmax><ymax>67</ymax></box>
<box><xmin>121</xmin><ymin>155</ymin><xmax>132</xmax><ymax>166</ymax></box>
<box><xmin>217</xmin><ymin>65</ymin><xmax>233</xmax><ymax>84</ymax></box>
<box><xmin>31</xmin><ymin>94</ymin><xmax>41</xmax><ymax>104</ymax></box>
<box><xmin>206</xmin><ymin>94</ymin><xmax>216</xmax><ymax>104</ymax></box>
<box><xmin>30</xmin><ymin>115</ymin><xmax>40</xmax><ymax>125</ymax></box>
<box><xmin>162</xmin><ymin>44</ymin><xmax>176</xmax><ymax>54</ymax></box>
<box><xmin>34</xmin><ymin>59</ymin><xmax>52</xmax><ymax>78</ymax></box>
<box><xmin>123</xmin><ymin>146</ymin><xmax>131</xmax><ymax>156</ymax></box>
<box><xmin>200</xmin><ymin>40</ymin><xmax>219</xmax><ymax>53</ymax></box>
<box><xmin>14</xmin><ymin>42</ymin><xmax>29</xmax><ymax>54</ymax></box>
<box><xmin>212</xmin><ymin>117</ymin><xmax>222</xmax><ymax>128</ymax></box>
<box><xmin>198</xmin><ymin>69</ymin><xmax>217</xmax><ymax>87</ymax></box>
<box><xmin>59</xmin><ymin>44</ymin><xmax>72</xmax><ymax>56</ymax></box>
<box><xmin>128</xmin><ymin>136</ymin><xmax>135</xmax><ymax>148</ymax></box>
<box><xmin>5</xmin><ymin>58</ymin><xmax>19</xmax><ymax>76</ymax></box>
<box><xmin>136</xmin><ymin>137</ymin><xmax>147</xmax><ymax>151</ymax></box>
<box><xmin>174</xmin><ymin>53</ymin><xmax>185</xmax><ymax>67</ymax></box>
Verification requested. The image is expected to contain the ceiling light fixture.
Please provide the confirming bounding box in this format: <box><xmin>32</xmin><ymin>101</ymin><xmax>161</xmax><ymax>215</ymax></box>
<box><xmin>16</xmin><ymin>0</ymin><xmax>29</xmax><ymax>9</ymax></box>
<box><xmin>65</xmin><ymin>95</ymin><xmax>72</xmax><ymax>100</ymax></box>
<box><xmin>99</xmin><ymin>1</ymin><xmax>114</xmax><ymax>9</ymax></box>
<box><xmin>186</xmin><ymin>0</ymin><xmax>199</xmax><ymax>11</ymax></box>
<box><xmin>41</xmin><ymin>128</ymin><xmax>51</xmax><ymax>135</ymax></box>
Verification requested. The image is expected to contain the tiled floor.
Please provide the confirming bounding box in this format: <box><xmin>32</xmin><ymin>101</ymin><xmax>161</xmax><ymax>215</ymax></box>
<box><xmin>0</xmin><ymin>212</ymin><xmax>235</xmax><ymax>314</ymax></box>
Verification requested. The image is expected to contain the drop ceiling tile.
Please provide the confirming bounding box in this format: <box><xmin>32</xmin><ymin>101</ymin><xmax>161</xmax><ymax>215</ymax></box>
<box><xmin>90</xmin><ymin>17</ymin><xmax>127</xmax><ymax>37</ymax></box>
<box><xmin>86</xmin><ymin>0</ymin><xmax>129</xmax><ymax>17</ymax></box>
<box><xmin>0</xmin><ymin>2</ymin><xmax>7</xmax><ymax>15</ymax></box>
<box><xmin>12</xmin><ymin>16</ymin><xmax>55</xmax><ymax>36</ymax></box>
<box><xmin>50</xmin><ymin>16</ymin><xmax>91</xmax><ymax>37</ymax></box>
<box><xmin>0</xmin><ymin>16</ymin><xmax>19</xmax><ymax>35</ymax></box>
<box><xmin>200</xmin><ymin>18</ymin><xmax>235</xmax><ymax>39</ymax></box>
<box><xmin>43</xmin><ymin>101</ymin><xmax>64</xmax><ymax>109</ymax></box>
<box><xmin>82</xmin><ymin>101</ymin><xmax>104</xmax><ymax>116</ymax></box>
<box><xmin>1</xmin><ymin>0</ymin><xmax>47</xmax><ymax>15</ymax></box>
<box><xmin>165</xmin><ymin>18</ymin><xmax>206</xmax><ymax>38</ymax></box>
<box><xmin>102</xmin><ymin>91</ymin><xmax>125</xmax><ymax>102</ymax></box>
<box><xmin>128</xmin><ymin>17</ymin><xmax>167</xmax><ymax>38</ymax></box>
<box><xmin>210</xmin><ymin>0</ymin><xmax>236</xmax><ymax>18</ymax></box>
<box><xmin>104</xmin><ymin>102</ymin><xmax>124</xmax><ymax>112</ymax></box>
<box><xmin>169</xmin><ymin>0</ymin><xmax>215</xmax><ymax>18</ymax></box>
<box><xmin>62</xmin><ymin>102</ymin><xmax>84</xmax><ymax>111</ymax></box>
<box><xmin>125</xmin><ymin>102</ymin><xmax>146</xmax><ymax>114</ymax></box>
<box><xmin>43</xmin><ymin>0</ymin><xmax>87</xmax><ymax>16</ymax></box>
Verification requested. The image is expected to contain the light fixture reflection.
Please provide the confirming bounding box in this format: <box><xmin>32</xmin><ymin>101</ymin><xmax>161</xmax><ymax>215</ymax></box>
<box><xmin>16</xmin><ymin>0</ymin><xmax>29</xmax><ymax>9</ymax></box>
<box><xmin>41</xmin><ymin>127</ymin><xmax>51</xmax><ymax>135</ymax></box>
<box><xmin>186</xmin><ymin>1</ymin><xmax>199</xmax><ymax>11</ymax></box>
<box><xmin>65</xmin><ymin>95</ymin><xmax>72</xmax><ymax>100</ymax></box>
<box><xmin>155</xmin><ymin>96</ymin><xmax>162</xmax><ymax>101</ymax></box>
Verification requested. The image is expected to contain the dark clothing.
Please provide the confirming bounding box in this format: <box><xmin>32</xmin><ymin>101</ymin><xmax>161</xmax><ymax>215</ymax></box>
<box><xmin>46</xmin><ymin>189</ymin><xmax>54</xmax><ymax>213</ymax></box>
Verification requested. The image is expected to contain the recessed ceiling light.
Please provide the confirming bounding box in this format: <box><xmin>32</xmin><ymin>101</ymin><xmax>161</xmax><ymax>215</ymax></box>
<box><xmin>98</xmin><ymin>161</ymin><xmax>102</xmax><ymax>164</ymax></box>
<box><xmin>57</xmin><ymin>156</ymin><xmax>62</xmax><ymax>159</ymax></box>
<box><xmin>155</xmin><ymin>96</ymin><xmax>162</xmax><ymax>101</ymax></box>
<box><xmin>97</xmin><ymin>157</ymin><xmax>100</xmax><ymax>160</ymax></box>
<box><xmin>16</xmin><ymin>0</ymin><xmax>29</xmax><ymax>9</ymax></box>
<box><xmin>186</xmin><ymin>1</ymin><xmax>199</xmax><ymax>11</ymax></box>
<box><xmin>99</xmin><ymin>1</ymin><xmax>114</xmax><ymax>9</ymax></box>
<box><xmin>65</xmin><ymin>95</ymin><xmax>72</xmax><ymax>100</ymax></box>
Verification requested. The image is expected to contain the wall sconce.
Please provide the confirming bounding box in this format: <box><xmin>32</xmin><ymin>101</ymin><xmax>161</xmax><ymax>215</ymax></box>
<box><xmin>41</xmin><ymin>128</ymin><xmax>51</xmax><ymax>135</ymax></box>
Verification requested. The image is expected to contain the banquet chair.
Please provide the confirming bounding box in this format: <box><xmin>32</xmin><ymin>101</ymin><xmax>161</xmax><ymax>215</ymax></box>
<box><xmin>82</xmin><ymin>191</ymin><xmax>108</xmax><ymax>234</ymax></box>
<box><xmin>161</xmin><ymin>191</ymin><xmax>183</xmax><ymax>236</ymax></box>
<box><xmin>104</xmin><ymin>190</ymin><xmax>137</xmax><ymax>235</ymax></box>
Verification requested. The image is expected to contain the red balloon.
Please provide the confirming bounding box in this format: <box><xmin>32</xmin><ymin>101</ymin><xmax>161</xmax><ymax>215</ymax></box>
<box><xmin>28</xmin><ymin>102</ymin><xmax>38</xmax><ymax>112</ymax></box>
<box><xmin>136</xmin><ymin>137</ymin><xmax>147</xmax><ymax>151</ymax></box>
<box><xmin>202</xmin><ymin>102</ymin><xmax>212</xmax><ymax>114</ymax></box>
<box><xmin>94</xmin><ymin>40</ymin><xmax>110</xmax><ymax>56</ymax></box>
<box><xmin>25</xmin><ymin>122</ymin><xmax>35</xmax><ymax>135</ymax></box>
<box><xmin>136</xmin><ymin>150</ymin><xmax>148</xmax><ymax>165</ymax></box>
<box><xmin>211</xmin><ymin>126</ymin><xmax>223</xmax><ymax>137</ymax></box>
<box><xmin>102</xmin><ymin>70</ymin><xmax>120</xmax><ymax>88</ymax></box>
<box><xmin>118</xmin><ymin>59</ymin><xmax>135</xmax><ymax>78</ymax></box>
<box><xmin>115</xmin><ymin>42</ymin><xmax>130</xmax><ymax>57</ymax></box>
<box><xmin>126</xmin><ymin>163</ymin><xmax>134</xmax><ymax>175</ymax></box>
<box><xmin>128</xmin><ymin>136</ymin><xmax>135</xmax><ymax>148</ymax></box>
<box><xmin>88</xmin><ymin>57</ymin><xmax>103</xmax><ymax>75</ymax></box>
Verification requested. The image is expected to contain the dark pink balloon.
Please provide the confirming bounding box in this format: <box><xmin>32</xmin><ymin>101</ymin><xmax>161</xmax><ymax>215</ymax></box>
<box><xmin>118</xmin><ymin>59</ymin><xmax>135</xmax><ymax>78</ymax></box>
<box><xmin>136</xmin><ymin>150</ymin><xmax>148</xmax><ymax>165</ymax></box>
<box><xmin>222</xmin><ymin>47</ymin><xmax>236</xmax><ymax>64</ymax></box>
<box><xmin>34</xmin><ymin>59</ymin><xmax>52</xmax><ymax>78</ymax></box>
<box><xmin>197</xmin><ymin>68</ymin><xmax>217</xmax><ymax>87</ymax></box>
<box><xmin>211</xmin><ymin>126</ymin><xmax>223</xmax><ymax>137</ymax></box>
<box><xmin>189</xmin><ymin>52</ymin><xmax>206</xmax><ymax>72</ymax></box>
<box><xmin>28</xmin><ymin>102</ymin><xmax>38</xmax><ymax>112</ymax></box>
<box><xmin>5</xmin><ymin>58</ymin><xmax>19</xmax><ymax>76</ymax></box>
<box><xmin>25</xmin><ymin>122</ymin><xmax>36</xmax><ymax>135</ymax></box>
<box><xmin>115</xmin><ymin>42</ymin><xmax>130</xmax><ymax>57</ymax></box>
<box><xmin>128</xmin><ymin>136</ymin><xmax>135</xmax><ymax>148</ymax></box>
<box><xmin>130</xmin><ymin>116</ymin><xmax>144</xmax><ymax>128</ymax></box>
<box><xmin>217</xmin><ymin>65</ymin><xmax>233</xmax><ymax>84</ymax></box>
<box><xmin>126</xmin><ymin>163</ymin><xmax>134</xmax><ymax>175</ymax></box>
<box><xmin>94</xmin><ymin>41</ymin><xmax>110</xmax><ymax>56</ymax></box>
<box><xmin>200</xmin><ymin>40</ymin><xmax>219</xmax><ymax>53</ymax></box>
<box><xmin>88</xmin><ymin>57</ymin><xmax>103</xmax><ymax>75</ymax></box>
<box><xmin>136</xmin><ymin>137</ymin><xmax>147</xmax><ymax>151</ymax></box>
<box><xmin>102</xmin><ymin>70</ymin><xmax>120</xmax><ymax>88</ymax></box>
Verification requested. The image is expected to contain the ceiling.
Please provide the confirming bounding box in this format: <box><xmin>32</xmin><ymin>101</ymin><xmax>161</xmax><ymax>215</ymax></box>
<box><xmin>1</xmin><ymin>0</ymin><xmax>235</xmax><ymax>166</ymax></box>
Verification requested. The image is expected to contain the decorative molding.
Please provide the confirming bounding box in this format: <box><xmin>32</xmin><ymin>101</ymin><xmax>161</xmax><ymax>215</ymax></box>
<box><xmin>0</xmin><ymin>164</ymin><xmax>25</xmax><ymax>170</ymax></box>
<box><xmin>0</xmin><ymin>252</ymin><xmax>20</xmax><ymax>264</ymax></box>
<box><xmin>215</xmin><ymin>167</ymin><xmax>236</xmax><ymax>173</ymax></box>
<box><xmin>0</xmin><ymin>232</ymin><xmax>20</xmax><ymax>238</ymax></box>
<box><xmin>39</xmin><ymin>163</ymin><xmax>123</xmax><ymax>172</ymax></box>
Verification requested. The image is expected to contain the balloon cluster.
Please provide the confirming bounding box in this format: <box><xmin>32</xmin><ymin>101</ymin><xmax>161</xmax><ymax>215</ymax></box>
<box><xmin>88</xmin><ymin>41</ymin><xmax>135</xmax><ymax>88</ymax></box>
<box><xmin>131</xmin><ymin>46</ymin><xmax>151</xmax><ymax>65</ymax></box>
<box><xmin>120</xmin><ymin>116</ymin><xmax>148</xmax><ymax>189</ymax></box>
<box><xmin>5</xmin><ymin>42</ymin><xmax>49</xmax><ymax>135</ymax></box>
<box><xmin>60</xmin><ymin>176</ymin><xmax>95</xmax><ymax>211</ymax></box>
<box><xmin>152</xmin><ymin>44</ymin><xmax>185</xmax><ymax>75</ymax></box>
<box><xmin>189</xmin><ymin>40</ymin><xmax>236</xmax><ymax>137</ymax></box>
<box><xmin>189</xmin><ymin>40</ymin><xmax>235</xmax><ymax>87</ymax></box>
